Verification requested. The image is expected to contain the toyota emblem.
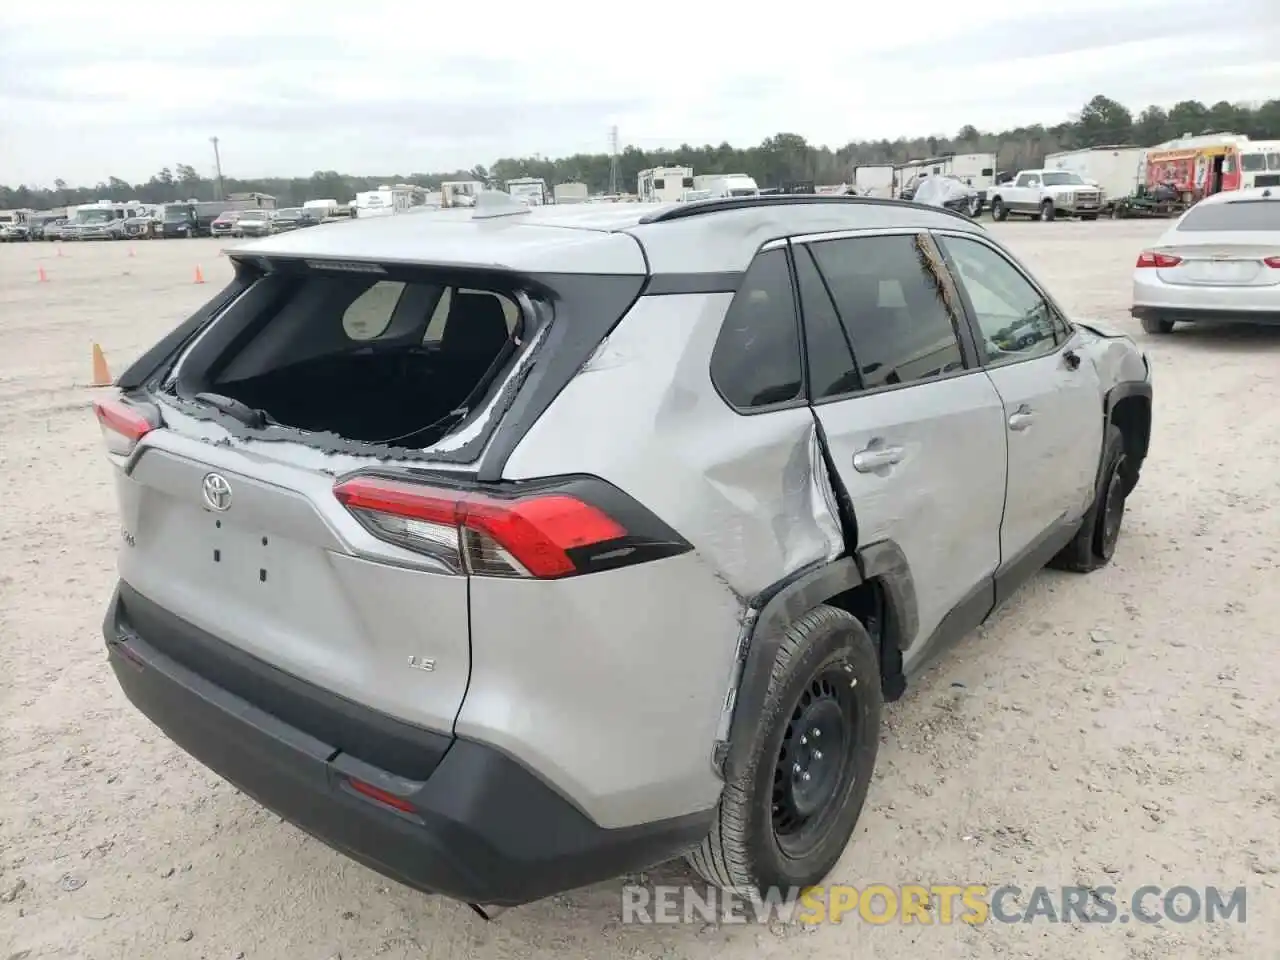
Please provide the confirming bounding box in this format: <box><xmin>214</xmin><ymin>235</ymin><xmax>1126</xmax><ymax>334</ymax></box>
<box><xmin>201</xmin><ymin>472</ymin><xmax>233</xmax><ymax>512</ymax></box>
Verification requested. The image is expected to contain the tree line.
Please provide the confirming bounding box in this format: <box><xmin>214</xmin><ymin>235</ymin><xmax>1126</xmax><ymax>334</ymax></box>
<box><xmin>4</xmin><ymin>95</ymin><xmax>1279</xmax><ymax>211</ymax></box>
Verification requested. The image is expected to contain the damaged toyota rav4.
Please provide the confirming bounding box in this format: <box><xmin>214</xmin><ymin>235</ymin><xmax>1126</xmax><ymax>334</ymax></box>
<box><xmin>95</xmin><ymin>193</ymin><xmax>1153</xmax><ymax>915</ymax></box>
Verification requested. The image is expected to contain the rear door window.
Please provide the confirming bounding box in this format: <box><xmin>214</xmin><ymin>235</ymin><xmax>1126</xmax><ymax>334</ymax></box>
<box><xmin>708</xmin><ymin>248</ymin><xmax>804</xmax><ymax>410</ymax></box>
<box><xmin>806</xmin><ymin>234</ymin><xmax>966</xmax><ymax>390</ymax></box>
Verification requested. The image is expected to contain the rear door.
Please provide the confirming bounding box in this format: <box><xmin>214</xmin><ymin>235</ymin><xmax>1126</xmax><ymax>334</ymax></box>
<box><xmin>794</xmin><ymin>230</ymin><xmax>1008</xmax><ymax>662</ymax></box>
<box><xmin>932</xmin><ymin>230</ymin><xmax>1103</xmax><ymax>589</ymax></box>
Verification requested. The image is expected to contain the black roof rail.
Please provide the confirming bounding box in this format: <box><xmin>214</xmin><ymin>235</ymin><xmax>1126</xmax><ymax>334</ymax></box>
<box><xmin>636</xmin><ymin>193</ymin><xmax>977</xmax><ymax>226</ymax></box>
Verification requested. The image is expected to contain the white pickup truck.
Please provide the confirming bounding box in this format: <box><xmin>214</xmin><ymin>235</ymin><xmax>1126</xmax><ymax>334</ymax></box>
<box><xmin>986</xmin><ymin>169</ymin><xmax>1103</xmax><ymax>222</ymax></box>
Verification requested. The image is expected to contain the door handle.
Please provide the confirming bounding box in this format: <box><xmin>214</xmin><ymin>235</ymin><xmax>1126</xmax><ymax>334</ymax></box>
<box><xmin>852</xmin><ymin>444</ymin><xmax>905</xmax><ymax>473</ymax></box>
<box><xmin>1008</xmin><ymin>406</ymin><xmax>1035</xmax><ymax>431</ymax></box>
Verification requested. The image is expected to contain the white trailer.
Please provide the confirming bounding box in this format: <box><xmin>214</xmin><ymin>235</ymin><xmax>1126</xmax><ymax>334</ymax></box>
<box><xmin>637</xmin><ymin>167</ymin><xmax>693</xmax><ymax>203</ymax></box>
<box><xmin>505</xmin><ymin>177</ymin><xmax>549</xmax><ymax>206</ymax></box>
<box><xmin>853</xmin><ymin>164</ymin><xmax>895</xmax><ymax>198</ymax></box>
<box><xmin>553</xmin><ymin>182</ymin><xmax>589</xmax><ymax>204</ymax></box>
<box><xmin>691</xmin><ymin>173</ymin><xmax>760</xmax><ymax>199</ymax></box>
<box><xmin>1044</xmin><ymin>145</ymin><xmax>1146</xmax><ymax>205</ymax></box>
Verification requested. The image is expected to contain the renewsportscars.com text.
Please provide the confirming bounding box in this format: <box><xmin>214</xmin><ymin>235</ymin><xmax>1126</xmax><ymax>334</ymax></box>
<box><xmin>621</xmin><ymin>883</ymin><xmax>1248</xmax><ymax>925</ymax></box>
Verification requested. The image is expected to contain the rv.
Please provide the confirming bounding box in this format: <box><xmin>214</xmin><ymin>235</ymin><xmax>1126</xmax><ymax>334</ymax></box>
<box><xmin>353</xmin><ymin>184</ymin><xmax>428</xmax><ymax>218</ymax></box>
<box><xmin>440</xmin><ymin>181</ymin><xmax>484</xmax><ymax>208</ymax></box>
<box><xmin>505</xmin><ymin>177</ymin><xmax>549</xmax><ymax>206</ymax></box>
<box><xmin>896</xmin><ymin>153</ymin><xmax>998</xmax><ymax>198</ymax></box>
<box><xmin>637</xmin><ymin>167</ymin><xmax>694</xmax><ymax>203</ymax></box>
<box><xmin>691</xmin><ymin>173</ymin><xmax>760</xmax><ymax>199</ymax></box>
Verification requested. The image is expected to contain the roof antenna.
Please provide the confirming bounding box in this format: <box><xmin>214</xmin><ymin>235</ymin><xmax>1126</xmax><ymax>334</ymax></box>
<box><xmin>472</xmin><ymin>190</ymin><xmax>532</xmax><ymax>219</ymax></box>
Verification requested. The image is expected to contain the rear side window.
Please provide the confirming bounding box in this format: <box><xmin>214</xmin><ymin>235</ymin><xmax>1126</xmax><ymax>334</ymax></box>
<box><xmin>807</xmin><ymin>234</ymin><xmax>965</xmax><ymax>390</ymax></box>
<box><xmin>709</xmin><ymin>248</ymin><xmax>803</xmax><ymax>410</ymax></box>
<box><xmin>1177</xmin><ymin>200</ymin><xmax>1280</xmax><ymax>232</ymax></box>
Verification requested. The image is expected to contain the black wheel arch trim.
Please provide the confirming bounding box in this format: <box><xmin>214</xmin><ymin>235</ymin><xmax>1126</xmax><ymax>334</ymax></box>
<box><xmin>1104</xmin><ymin>378</ymin><xmax>1152</xmax><ymax>417</ymax></box>
<box><xmin>720</xmin><ymin>542</ymin><xmax>918</xmax><ymax>782</ymax></box>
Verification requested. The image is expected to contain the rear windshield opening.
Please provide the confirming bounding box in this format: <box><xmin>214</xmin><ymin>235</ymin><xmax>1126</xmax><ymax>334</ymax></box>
<box><xmin>1178</xmin><ymin>200</ymin><xmax>1280</xmax><ymax>232</ymax></box>
<box><xmin>171</xmin><ymin>266</ymin><xmax>527</xmax><ymax>449</ymax></box>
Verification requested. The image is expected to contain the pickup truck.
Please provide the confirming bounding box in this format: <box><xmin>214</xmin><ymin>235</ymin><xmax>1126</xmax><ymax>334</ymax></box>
<box><xmin>986</xmin><ymin>169</ymin><xmax>1102</xmax><ymax>222</ymax></box>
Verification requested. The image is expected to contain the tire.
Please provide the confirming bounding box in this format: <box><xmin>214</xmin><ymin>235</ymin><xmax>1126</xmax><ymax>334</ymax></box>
<box><xmin>1140</xmin><ymin>315</ymin><xmax>1175</xmax><ymax>334</ymax></box>
<box><xmin>990</xmin><ymin>197</ymin><xmax>1008</xmax><ymax>222</ymax></box>
<box><xmin>968</xmin><ymin>196</ymin><xmax>984</xmax><ymax>218</ymax></box>
<box><xmin>1039</xmin><ymin>200</ymin><xmax>1056</xmax><ymax>222</ymax></box>
<box><xmin>1049</xmin><ymin>424</ymin><xmax>1129</xmax><ymax>573</ymax></box>
<box><xmin>686</xmin><ymin>605</ymin><xmax>881</xmax><ymax>897</ymax></box>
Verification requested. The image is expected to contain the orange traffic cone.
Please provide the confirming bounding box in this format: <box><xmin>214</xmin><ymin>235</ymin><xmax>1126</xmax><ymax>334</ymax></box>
<box><xmin>194</xmin><ymin>265</ymin><xmax>205</xmax><ymax>284</ymax></box>
<box><xmin>37</xmin><ymin>265</ymin><xmax>48</xmax><ymax>282</ymax></box>
<box><xmin>91</xmin><ymin>344</ymin><xmax>112</xmax><ymax>387</ymax></box>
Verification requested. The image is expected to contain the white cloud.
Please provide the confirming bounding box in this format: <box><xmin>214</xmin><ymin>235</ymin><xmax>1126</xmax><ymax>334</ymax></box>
<box><xmin>0</xmin><ymin>0</ymin><xmax>1276</xmax><ymax>185</ymax></box>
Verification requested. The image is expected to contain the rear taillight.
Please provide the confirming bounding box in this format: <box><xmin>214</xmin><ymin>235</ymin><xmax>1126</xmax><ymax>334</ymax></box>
<box><xmin>1136</xmin><ymin>251</ymin><xmax>1182</xmax><ymax>268</ymax></box>
<box><xmin>332</xmin><ymin>474</ymin><xmax>690</xmax><ymax>579</ymax></box>
<box><xmin>1263</xmin><ymin>256</ymin><xmax>1280</xmax><ymax>268</ymax></box>
<box><xmin>92</xmin><ymin>398</ymin><xmax>156</xmax><ymax>456</ymax></box>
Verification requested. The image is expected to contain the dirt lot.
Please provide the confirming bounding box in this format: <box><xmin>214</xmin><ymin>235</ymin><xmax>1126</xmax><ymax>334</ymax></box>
<box><xmin>2</xmin><ymin>223</ymin><xmax>1278</xmax><ymax>960</ymax></box>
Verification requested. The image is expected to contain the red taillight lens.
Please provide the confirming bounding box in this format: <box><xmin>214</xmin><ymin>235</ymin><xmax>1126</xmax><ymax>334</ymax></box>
<box><xmin>1136</xmin><ymin>251</ymin><xmax>1182</xmax><ymax>268</ymax></box>
<box><xmin>1263</xmin><ymin>256</ymin><xmax>1280</xmax><ymax>268</ymax></box>
<box><xmin>93</xmin><ymin>398</ymin><xmax>155</xmax><ymax>456</ymax></box>
<box><xmin>333</xmin><ymin>475</ymin><xmax>631</xmax><ymax>579</ymax></box>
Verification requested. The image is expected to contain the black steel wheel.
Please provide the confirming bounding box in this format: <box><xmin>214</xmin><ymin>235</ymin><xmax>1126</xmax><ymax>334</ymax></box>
<box><xmin>686</xmin><ymin>605</ymin><xmax>881</xmax><ymax>896</ymax></box>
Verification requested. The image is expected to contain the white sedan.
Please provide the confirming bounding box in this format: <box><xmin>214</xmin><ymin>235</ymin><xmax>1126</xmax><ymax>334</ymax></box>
<box><xmin>1131</xmin><ymin>187</ymin><xmax>1280</xmax><ymax>334</ymax></box>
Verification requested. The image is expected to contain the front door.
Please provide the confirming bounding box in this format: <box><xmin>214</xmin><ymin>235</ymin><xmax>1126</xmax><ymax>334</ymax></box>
<box><xmin>792</xmin><ymin>231</ymin><xmax>1008</xmax><ymax>661</ymax></box>
<box><xmin>932</xmin><ymin>231</ymin><xmax>1104</xmax><ymax>592</ymax></box>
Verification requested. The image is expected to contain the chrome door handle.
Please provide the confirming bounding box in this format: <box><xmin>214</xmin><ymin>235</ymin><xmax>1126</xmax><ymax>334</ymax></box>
<box><xmin>852</xmin><ymin>444</ymin><xmax>905</xmax><ymax>473</ymax></box>
<box><xmin>1008</xmin><ymin>407</ymin><xmax>1035</xmax><ymax>431</ymax></box>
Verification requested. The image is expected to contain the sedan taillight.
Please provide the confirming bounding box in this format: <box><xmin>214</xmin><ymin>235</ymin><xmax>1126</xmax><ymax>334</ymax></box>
<box><xmin>1136</xmin><ymin>251</ymin><xmax>1182</xmax><ymax>268</ymax></box>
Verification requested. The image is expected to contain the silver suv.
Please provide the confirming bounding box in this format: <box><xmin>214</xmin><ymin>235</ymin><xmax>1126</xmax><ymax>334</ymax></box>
<box><xmin>95</xmin><ymin>194</ymin><xmax>1153</xmax><ymax>915</ymax></box>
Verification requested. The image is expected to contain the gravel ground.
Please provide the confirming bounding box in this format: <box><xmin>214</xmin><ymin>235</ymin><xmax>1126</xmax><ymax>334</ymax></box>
<box><xmin>1</xmin><ymin>223</ymin><xmax>1278</xmax><ymax>959</ymax></box>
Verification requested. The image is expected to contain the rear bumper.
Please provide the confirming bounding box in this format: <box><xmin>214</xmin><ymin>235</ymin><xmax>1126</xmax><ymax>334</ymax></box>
<box><xmin>103</xmin><ymin>582</ymin><xmax>710</xmax><ymax>907</ymax></box>
<box><xmin>1131</xmin><ymin>305</ymin><xmax>1280</xmax><ymax>326</ymax></box>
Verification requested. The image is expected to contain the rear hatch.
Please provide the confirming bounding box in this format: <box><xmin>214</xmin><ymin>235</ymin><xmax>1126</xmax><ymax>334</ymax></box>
<box><xmin>97</xmin><ymin>233</ymin><xmax>648</xmax><ymax>742</ymax></box>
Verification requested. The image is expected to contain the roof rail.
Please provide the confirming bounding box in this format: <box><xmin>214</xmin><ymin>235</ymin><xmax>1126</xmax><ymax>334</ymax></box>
<box><xmin>637</xmin><ymin>193</ymin><xmax>977</xmax><ymax>225</ymax></box>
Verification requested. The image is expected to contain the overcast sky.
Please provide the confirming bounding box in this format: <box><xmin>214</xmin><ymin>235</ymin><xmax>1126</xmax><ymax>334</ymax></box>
<box><xmin>2</xmin><ymin>0</ymin><xmax>1277</xmax><ymax>186</ymax></box>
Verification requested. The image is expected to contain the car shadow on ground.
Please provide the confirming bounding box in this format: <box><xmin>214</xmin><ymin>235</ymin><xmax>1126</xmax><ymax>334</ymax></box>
<box><xmin>1148</xmin><ymin>323</ymin><xmax>1280</xmax><ymax>353</ymax></box>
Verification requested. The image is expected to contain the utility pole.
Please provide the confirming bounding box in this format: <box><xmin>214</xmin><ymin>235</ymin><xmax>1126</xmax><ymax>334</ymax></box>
<box><xmin>210</xmin><ymin>136</ymin><xmax>225</xmax><ymax>201</ymax></box>
<box><xmin>608</xmin><ymin>125</ymin><xmax>619</xmax><ymax>196</ymax></box>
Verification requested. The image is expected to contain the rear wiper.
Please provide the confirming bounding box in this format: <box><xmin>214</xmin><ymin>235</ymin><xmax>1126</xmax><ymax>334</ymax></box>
<box><xmin>195</xmin><ymin>392</ymin><xmax>268</xmax><ymax>429</ymax></box>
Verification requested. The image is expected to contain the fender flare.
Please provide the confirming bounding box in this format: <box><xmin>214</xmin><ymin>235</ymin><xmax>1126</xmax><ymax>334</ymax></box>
<box><xmin>1104</xmin><ymin>378</ymin><xmax>1152</xmax><ymax>417</ymax></box>
<box><xmin>720</xmin><ymin>541</ymin><xmax>918</xmax><ymax>782</ymax></box>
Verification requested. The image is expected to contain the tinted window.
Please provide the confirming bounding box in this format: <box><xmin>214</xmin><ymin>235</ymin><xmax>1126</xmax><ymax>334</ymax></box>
<box><xmin>794</xmin><ymin>246</ymin><xmax>859</xmax><ymax>400</ymax></box>
<box><xmin>937</xmin><ymin>235</ymin><xmax>1061</xmax><ymax>364</ymax></box>
<box><xmin>1177</xmin><ymin>200</ymin><xmax>1280</xmax><ymax>232</ymax></box>
<box><xmin>808</xmin><ymin>234</ymin><xmax>964</xmax><ymax>390</ymax></box>
<box><xmin>709</xmin><ymin>248</ymin><xmax>803</xmax><ymax>409</ymax></box>
<box><xmin>1241</xmin><ymin>154</ymin><xmax>1266</xmax><ymax>172</ymax></box>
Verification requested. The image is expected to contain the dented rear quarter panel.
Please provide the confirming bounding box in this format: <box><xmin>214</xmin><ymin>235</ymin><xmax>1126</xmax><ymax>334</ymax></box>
<box><xmin>1071</xmin><ymin>318</ymin><xmax>1151</xmax><ymax>390</ymax></box>
<box><xmin>476</xmin><ymin>291</ymin><xmax>845</xmax><ymax>825</ymax></box>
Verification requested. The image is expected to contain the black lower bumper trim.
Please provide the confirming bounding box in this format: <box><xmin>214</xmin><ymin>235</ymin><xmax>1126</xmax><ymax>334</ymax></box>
<box><xmin>1131</xmin><ymin>305</ymin><xmax>1280</xmax><ymax>326</ymax></box>
<box><xmin>103</xmin><ymin>584</ymin><xmax>713</xmax><ymax>906</ymax></box>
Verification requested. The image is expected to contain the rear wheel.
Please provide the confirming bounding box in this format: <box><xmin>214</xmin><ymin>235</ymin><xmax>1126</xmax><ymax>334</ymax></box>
<box><xmin>991</xmin><ymin>198</ymin><xmax>1008</xmax><ymax>222</ymax></box>
<box><xmin>1050</xmin><ymin>424</ymin><xmax>1129</xmax><ymax>573</ymax></box>
<box><xmin>686</xmin><ymin>606</ymin><xmax>881</xmax><ymax>896</ymax></box>
<box><xmin>1140</xmin><ymin>315</ymin><xmax>1175</xmax><ymax>334</ymax></box>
